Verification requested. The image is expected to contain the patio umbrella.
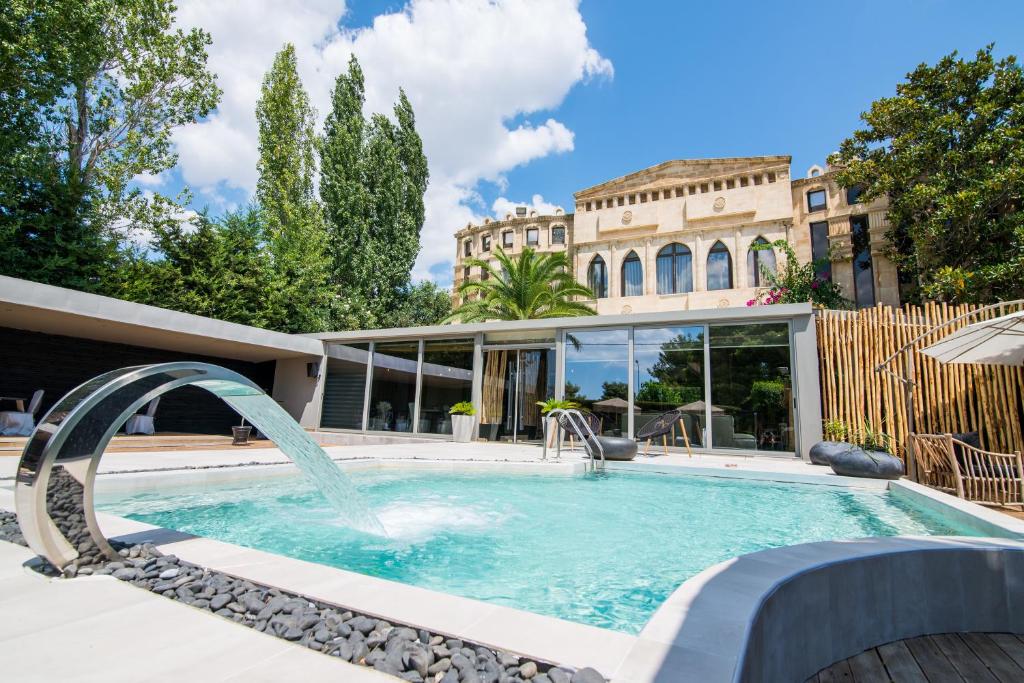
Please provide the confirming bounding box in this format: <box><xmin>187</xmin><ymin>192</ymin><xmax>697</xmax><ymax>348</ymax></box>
<box><xmin>920</xmin><ymin>310</ymin><xmax>1024</xmax><ymax>366</ymax></box>
<box><xmin>677</xmin><ymin>400</ymin><xmax>726</xmax><ymax>415</ymax></box>
<box><xmin>592</xmin><ymin>397</ymin><xmax>636</xmax><ymax>412</ymax></box>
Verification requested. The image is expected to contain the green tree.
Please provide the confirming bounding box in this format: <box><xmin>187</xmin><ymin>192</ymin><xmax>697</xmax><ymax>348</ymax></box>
<box><xmin>0</xmin><ymin>0</ymin><xmax>219</xmax><ymax>292</ymax></box>
<box><xmin>749</xmin><ymin>240</ymin><xmax>850</xmax><ymax>308</ymax></box>
<box><xmin>386</xmin><ymin>281</ymin><xmax>453</xmax><ymax>328</ymax></box>
<box><xmin>116</xmin><ymin>205</ymin><xmax>276</xmax><ymax>327</ymax></box>
<box><xmin>447</xmin><ymin>247</ymin><xmax>595</xmax><ymax>322</ymax></box>
<box><xmin>830</xmin><ymin>45</ymin><xmax>1024</xmax><ymax>303</ymax></box>
<box><xmin>320</xmin><ymin>56</ymin><xmax>430</xmax><ymax>327</ymax></box>
<box><xmin>601</xmin><ymin>381</ymin><xmax>628</xmax><ymax>400</ymax></box>
<box><xmin>256</xmin><ymin>44</ymin><xmax>333</xmax><ymax>333</ymax></box>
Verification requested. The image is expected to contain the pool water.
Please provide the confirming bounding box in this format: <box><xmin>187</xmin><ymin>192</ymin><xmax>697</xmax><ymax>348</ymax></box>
<box><xmin>97</xmin><ymin>469</ymin><xmax>972</xmax><ymax>634</ymax></box>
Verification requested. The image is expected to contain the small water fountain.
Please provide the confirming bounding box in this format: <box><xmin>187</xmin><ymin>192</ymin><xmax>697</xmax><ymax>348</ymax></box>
<box><xmin>15</xmin><ymin>362</ymin><xmax>385</xmax><ymax>570</ymax></box>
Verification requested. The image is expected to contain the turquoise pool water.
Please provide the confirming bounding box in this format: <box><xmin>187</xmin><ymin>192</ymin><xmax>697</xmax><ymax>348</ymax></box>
<box><xmin>97</xmin><ymin>469</ymin><xmax>972</xmax><ymax>634</ymax></box>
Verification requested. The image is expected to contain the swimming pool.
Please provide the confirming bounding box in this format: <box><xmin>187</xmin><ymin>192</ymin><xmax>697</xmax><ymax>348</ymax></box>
<box><xmin>97</xmin><ymin>469</ymin><xmax>973</xmax><ymax>634</ymax></box>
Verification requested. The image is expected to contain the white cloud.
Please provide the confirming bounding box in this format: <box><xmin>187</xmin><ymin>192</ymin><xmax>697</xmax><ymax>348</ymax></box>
<box><xmin>167</xmin><ymin>0</ymin><xmax>610</xmax><ymax>282</ymax></box>
<box><xmin>491</xmin><ymin>194</ymin><xmax>563</xmax><ymax>220</ymax></box>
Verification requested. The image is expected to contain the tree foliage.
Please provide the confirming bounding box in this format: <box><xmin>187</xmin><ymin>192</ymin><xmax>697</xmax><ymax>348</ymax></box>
<box><xmin>748</xmin><ymin>240</ymin><xmax>850</xmax><ymax>309</ymax></box>
<box><xmin>447</xmin><ymin>248</ymin><xmax>596</xmax><ymax>322</ymax></box>
<box><xmin>0</xmin><ymin>0</ymin><xmax>219</xmax><ymax>291</ymax></box>
<box><xmin>830</xmin><ymin>45</ymin><xmax>1024</xmax><ymax>303</ymax></box>
<box><xmin>255</xmin><ymin>44</ymin><xmax>333</xmax><ymax>333</ymax></box>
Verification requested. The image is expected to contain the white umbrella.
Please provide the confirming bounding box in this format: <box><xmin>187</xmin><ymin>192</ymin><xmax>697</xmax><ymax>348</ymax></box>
<box><xmin>920</xmin><ymin>310</ymin><xmax>1024</xmax><ymax>366</ymax></box>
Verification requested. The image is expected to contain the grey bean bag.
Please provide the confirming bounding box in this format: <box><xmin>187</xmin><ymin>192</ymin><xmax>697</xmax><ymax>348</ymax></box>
<box><xmin>586</xmin><ymin>435</ymin><xmax>638</xmax><ymax>461</ymax></box>
<box><xmin>829</xmin><ymin>447</ymin><xmax>904</xmax><ymax>479</ymax></box>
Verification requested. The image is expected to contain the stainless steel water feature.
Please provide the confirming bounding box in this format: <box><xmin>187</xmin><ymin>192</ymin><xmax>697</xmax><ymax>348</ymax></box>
<box><xmin>15</xmin><ymin>362</ymin><xmax>385</xmax><ymax>570</ymax></box>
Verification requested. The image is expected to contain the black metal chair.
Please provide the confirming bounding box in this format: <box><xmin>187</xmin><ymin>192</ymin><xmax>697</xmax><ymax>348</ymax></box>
<box><xmin>556</xmin><ymin>410</ymin><xmax>601</xmax><ymax>451</ymax></box>
<box><xmin>636</xmin><ymin>409</ymin><xmax>691</xmax><ymax>457</ymax></box>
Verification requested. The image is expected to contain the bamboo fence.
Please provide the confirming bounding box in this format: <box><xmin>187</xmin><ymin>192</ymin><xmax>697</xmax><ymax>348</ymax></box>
<box><xmin>816</xmin><ymin>302</ymin><xmax>1024</xmax><ymax>461</ymax></box>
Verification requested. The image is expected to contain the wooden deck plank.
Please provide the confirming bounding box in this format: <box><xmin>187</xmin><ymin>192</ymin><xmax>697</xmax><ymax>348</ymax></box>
<box><xmin>877</xmin><ymin>641</ymin><xmax>928</xmax><ymax>683</ymax></box>
<box><xmin>904</xmin><ymin>636</ymin><xmax>963</xmax><ymax>683</ymax></box>
<box><xmin>929</xmin><ymin>634</ymin><xmax>998</xmax><ymax>683</ymax></box>
<box><xmin>988</xmin><ymin>633</ymin><xmax>1024</xmax><ymax>671</ymax></box>
<box><xmin>959</xmin><ymin>633</ymin><xmax>1024</xmax><ymax>683</ymax></box>
<box><xmin>817</xmin><ymin>658</ymin><xmax>854</xmax><ymax>682</ymax></box>
<box><xmin>848</xmin><ymin>649</ymin><xmax>890</xmax><ymax>682</ymax></box>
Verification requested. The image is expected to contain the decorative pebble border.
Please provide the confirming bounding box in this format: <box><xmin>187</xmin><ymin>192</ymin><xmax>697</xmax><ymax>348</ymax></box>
<box><xmin>0</xmin><ymin>509</ymin><xmax>604</xmax><ymax>683</ymax></box>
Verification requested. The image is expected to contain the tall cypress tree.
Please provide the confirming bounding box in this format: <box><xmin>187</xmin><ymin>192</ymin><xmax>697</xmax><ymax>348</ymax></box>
<box><xmin>255</xmin><ymin>44</ymin><xmax>332</xmax><ymax>333</ymax></box>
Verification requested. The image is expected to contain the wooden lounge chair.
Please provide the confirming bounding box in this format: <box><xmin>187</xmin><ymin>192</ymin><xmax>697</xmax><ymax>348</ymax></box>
<box><xmin>910</xmin><ymin>433</ymin><xmax>1023</xmax><ymax>508</ymax></box>
<box><xmin>636</xmin><ymin>409</ymin><xmax>691</xmax><ymax>457</ymax></box>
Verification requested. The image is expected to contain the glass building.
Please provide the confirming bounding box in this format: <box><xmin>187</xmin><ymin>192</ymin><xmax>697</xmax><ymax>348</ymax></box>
<box><xmin>315</xmin><ymin>303</ymin><xmax>822</xmax><ymax>457</ymax></box>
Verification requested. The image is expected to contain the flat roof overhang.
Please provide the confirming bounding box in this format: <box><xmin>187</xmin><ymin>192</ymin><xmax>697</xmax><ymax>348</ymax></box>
<box><xmin>0</xmin><ymin>276</ymin><xmax>324</xmax><ymax>362</ymax></box>
<box><xmin>307</xmin><ymin>302</ymin><xmax>815</xmax><ymax>343</ymax></box>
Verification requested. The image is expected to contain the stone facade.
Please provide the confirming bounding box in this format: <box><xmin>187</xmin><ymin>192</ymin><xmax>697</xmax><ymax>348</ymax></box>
<box><xmin>453</xmin><ymin>156</ymin><xmax>899</xmax><ymax>311</ymax></box>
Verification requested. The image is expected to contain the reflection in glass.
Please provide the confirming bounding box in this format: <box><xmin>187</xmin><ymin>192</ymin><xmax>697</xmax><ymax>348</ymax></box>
<box><xmin>419</xmin><ymin>339</ymin><xmax>474</xmax><ymax>435</ymax></box>
<box><xmin>480</xmin><ymin>349</ymin><xmax>554</xmax><ymax>442</ymax></box>
<box><xmin>564</xmin><ymin>329</ymin><xmax>629</xmax><ymax>436</ymax></box>
<box><xmin>622</xmin><ymin>251</ymin><xmax>643</xmax><ymax>296</ymax></box>
<box><xmin>709</xmin><ymin>323</ymin><xmax>792</xmax><ymax>452</ymax></box>
<box><xmin>634</xmin><ymin>327</ymin><xmax>705</xmax><ymax>447</ymax></box>
<box><xmin>746</xmin><ymin>237</ymin><xmax>776</xmax><ymax>287</ymax></box>
<box><xmin>321</xmin><ymin>343</ymin><xmax>370</xmax><ymax>429</ymax></box>
<box><xmin>707</xmin><ymin>241</ymin><xmax>733</xmax><ymax>290</ymax></box>
<box><xmin>851</xmin><ymin>215</ymin><xmax>875</xmax><ymax>308</ymax></box>
<box><xmin>656</xmin><ymin>243</ymin><xmax>692</xmax><ymax>294</ymax></box>
<box><xmin>369</xmin><ymin>341</ymin><xmax>419</xmax><ymax>432</ymax></box>
<box><xmin>588</xmin><ymin>255</ymin><xmax>608</xmax><ymax>298</ymax></box>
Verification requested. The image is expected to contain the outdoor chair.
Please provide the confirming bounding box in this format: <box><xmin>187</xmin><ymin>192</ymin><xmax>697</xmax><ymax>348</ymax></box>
<box><xmin>711</xmin><ymin>414</ymin><xmax>757</xmax><ymax>450</ymax></box>
<box><xmin>125</xmin><ymin>397</ymin><xmax>160</xmax><ymax>435</ymax></box>
<box><xmin>0</xmin><ymin>389</ymin><xmax>44</xmax><ymax>436</ymax></box>
<box><xmin>636</xmin><ymin>409</ymin><xmax>691</xmax><ymax>457</ymax></box>
<box><xmin>910</xmin><ymin>433</ymin><xmax>1023</xmax><ymax>508</ymax></box>
<box><xmin>556</xmin><ymin>411</ymin><xmax>602</xmax><ymax>452</ymax></box>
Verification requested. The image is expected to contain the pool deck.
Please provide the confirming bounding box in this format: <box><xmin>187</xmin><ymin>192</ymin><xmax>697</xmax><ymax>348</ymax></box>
<box><xmin>2</xmin><ymin>441</ymin><xmax>1022</xmax><ymax>682</ymax></box>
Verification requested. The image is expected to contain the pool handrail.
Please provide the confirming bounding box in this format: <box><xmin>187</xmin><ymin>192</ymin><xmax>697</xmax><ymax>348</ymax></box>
<box><xmin>545</xmin><ymin>408</ymin><xmax>605</xmax><ymax>471</ymax></box>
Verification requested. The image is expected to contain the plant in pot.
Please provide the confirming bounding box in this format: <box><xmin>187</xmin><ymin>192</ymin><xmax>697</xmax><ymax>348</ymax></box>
<box><xmin>449</xmin><ymin>402</ymin><xmax>477</xmax><ymax>443</ymax></box>
<box><xmin>829</xmin><ymin>419</ymin><xmax>905</xmax><ymax>479</ymax></box>
<box><xmin>809</xmin><ymin>419</ymin><xmax>852</xmax><ymax>466</ymax></box>
<box><xmin>536</xmin><ymin>398</ymin><xmax>580</xmax><ymax>446</ymax></box>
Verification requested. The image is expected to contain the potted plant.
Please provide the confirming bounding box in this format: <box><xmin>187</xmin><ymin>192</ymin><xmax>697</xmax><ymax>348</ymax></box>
<box><xmin>809</xmin><ymin>419</ymin><xmax>851</xmax><ymax>466</ymax></box>
<box><xmin>829</xmin><ymin>419</ymin><xmax>904</xmax><ymax>479</ymax></box>
<box><xmin>449</xmin><ymin>402</ymin><xmax>477</xmax><ymax>443</ymax></box>
<box><xmin>536</xmin><ymin>398</ymin><xmax>580</xmax><ymax>446</ymax></box>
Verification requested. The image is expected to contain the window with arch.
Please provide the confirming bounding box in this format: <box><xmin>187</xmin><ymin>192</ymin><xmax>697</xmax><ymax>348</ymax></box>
<box><xmin>706</xmin><ymin>241</ymin><xmax>733</xmax><ymax>290</ymax></box>
<box><xmin>587</xmin><ymin>255</ymin><xmax>608</xmax><ymax>299</ymax></box>
<box><xmin>621</xmin><ymin>250</ymin><xmax>643</xmax><ymax>297</ymax></box>
<box><xmin>656</xmin><ymin>243</ymin><xmax>693</xmax><ymax>294</ymax></box>
<box><xmin>746</xmin><ymin>237</ymin><xmax>777</xmax><ymax>287</ymax></box>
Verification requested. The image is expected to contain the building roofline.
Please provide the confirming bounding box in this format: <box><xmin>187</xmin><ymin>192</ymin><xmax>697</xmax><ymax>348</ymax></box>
<box><xmin>305</xmin><ymin>302</ymin><xmax>813</xmax><ymax>342</ymax></box>
<box><xmin>0</xmin><ymin>275</ymin><xmax>324</xmax><ymax>361</ymax></box>
<box><xmin>574</xmin><ymin>155</ymin><xmax>792</xmax><ymax>198</ymax></box>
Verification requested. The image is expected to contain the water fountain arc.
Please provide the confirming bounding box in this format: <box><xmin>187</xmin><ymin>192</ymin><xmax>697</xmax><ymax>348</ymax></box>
<box><xmin>15</xmin><ymin>362</ymin><xmax>384</xmax><ymax>570</ymax></box>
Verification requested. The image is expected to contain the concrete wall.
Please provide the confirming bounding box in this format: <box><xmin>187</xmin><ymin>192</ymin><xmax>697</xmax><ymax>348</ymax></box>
<box><xmin>272</xmin><ymin>356</ymin><xmax>326</xmax><ymax>428</ymax></box>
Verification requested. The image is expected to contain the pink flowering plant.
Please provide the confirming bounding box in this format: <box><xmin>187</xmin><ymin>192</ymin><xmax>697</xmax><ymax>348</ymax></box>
<box><xmin>747</xmin><ymin>240</ymin><xmax>850</xmax><ymax>309</ymax></box>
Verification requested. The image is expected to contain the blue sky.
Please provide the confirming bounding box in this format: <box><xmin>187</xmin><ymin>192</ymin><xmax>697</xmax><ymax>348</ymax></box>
<box><xmin>155</xmin><ymin>1</ymin><xmax>1024</xmax><ymax>287</ymax></box>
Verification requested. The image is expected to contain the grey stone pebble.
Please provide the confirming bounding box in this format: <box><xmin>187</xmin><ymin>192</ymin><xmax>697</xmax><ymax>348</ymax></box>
<box><xmin>570</xmin><ymin>668</ymin><xmax>605</xmax><ymax>683</ymax></box>
<box><xmin>440</xmin><ymin>671</ymin><xmax>460</xmax><ymax>683</ymax></box>
<box><xmin>429</xmin><ymin>658</ymin><xmax>452</xmax><ymax>674</ymax></box>
<box><xmin>547</xmin><ymin>669</ymin><xmax>571</xmax><ymax>683</ymax></box>
<box><xmin>158</xmin><ymin>567</ymin><xmax>179</xmax><ymax>580</ymax></box>
<box><xmin>519</xmin><ymin>662</ymin><xmax>538</xmax><ymax>679</ymax></box>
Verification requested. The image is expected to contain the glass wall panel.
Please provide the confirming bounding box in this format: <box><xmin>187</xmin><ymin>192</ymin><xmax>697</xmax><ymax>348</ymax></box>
<box><xmin>419</xmin><ymin>339</ymin><xmax>474</xmax><ymax>435</ymax></box>
<box><xmin>563</xmin><ymin>328</ymin><xmax>629</xmax><ymax>436</ymax></box>
<box><xmin>321</xmin><ymin>343</ymin><xmax>370</xmax><ymax>430</ymax></box>
<box><xmin>368</xmin><ymin>341</ymin><xmax>419</xmax><ymax>432</ymax></box>
<box><xmin>709</xmin><ymin>324</ymin><xmax>792</xmax><ymax>452</ymax></box>
<box><xmin>634</xmin><ymin>327</ymin><xmax>705</xmax><ymax>447</ymax></box>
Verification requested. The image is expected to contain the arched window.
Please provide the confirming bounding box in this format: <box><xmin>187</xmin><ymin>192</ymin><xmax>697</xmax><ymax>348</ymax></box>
<box><xmin>746</xmin><ymin>237</ymin><xmax>777</xmax><ymax>287</ymax></box>
<box><xmin>656</xmin><ymin>243</ymin><xmax>693</xmax><ymax>294</ymax></box>
<box><xmin>587</xmin><ymin>255</ymin><xmax>608</xmax><ymax>299</ymax></box>
<box><xmin>621</xmin><ymin>251</ymin><xmax>643</xmax><ymax>297</ymax></box>
<box><xmin>706</xmin><ymin>241</ymin><xmax>733</xmax><ymax>290</ymax></box>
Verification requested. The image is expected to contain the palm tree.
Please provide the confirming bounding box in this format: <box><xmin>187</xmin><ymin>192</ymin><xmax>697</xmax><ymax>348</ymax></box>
<box><xmin>446</xmin><ymin>247</ymin><xmax>596</xmax><ymax>322</ymax></box>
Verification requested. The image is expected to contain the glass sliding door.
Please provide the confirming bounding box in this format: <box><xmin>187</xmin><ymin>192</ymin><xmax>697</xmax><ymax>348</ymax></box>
<box><xmin>480</xmin><ymin>347</ymin><xmax>554</xmax><ymax>442</ymax></box>
<box><xmin>419</xmin><ymin>339</ymin><xmax>474</xmax><ymax>435</ymax></box>
<box><xmin>708</xmin><ymin>323</ymin><xmax>793</xmax><ymax>452</ymax></box>
<box><xmin>563</xmin><ymin>329</ymin><xmax>629</xmax><ymax>436</ymax></box>
<box><xmin>633</xmin><ymin>326</ymin><xmax>705</xmax><ymax>447</ymax></box>
<box><xmin>321</xmin><ymin>343</ymin><xmax>370</xmax><ymax>430</ymax></box>
<box><xmin>368</xmin><ymin>341</ymin><xmax>419</xmax><ymax>432</ymax></box>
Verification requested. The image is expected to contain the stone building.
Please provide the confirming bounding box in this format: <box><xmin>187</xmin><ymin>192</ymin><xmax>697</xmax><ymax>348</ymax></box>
<box><xmin>453</xmin><ymin>156</ymin><xmax>899</xmax><ymax>312</ymax></box>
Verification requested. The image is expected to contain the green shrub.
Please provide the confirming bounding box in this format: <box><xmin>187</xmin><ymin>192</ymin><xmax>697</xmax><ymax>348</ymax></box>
<box><xmin>449</xmin><ymin>401</ymin><xmax>476</xmax><ymax>416</ymax></box>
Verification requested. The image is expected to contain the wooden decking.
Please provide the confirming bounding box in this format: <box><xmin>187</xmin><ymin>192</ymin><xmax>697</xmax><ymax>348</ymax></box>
<box><xmin>808</xmin><ymin>633</ymin><xmax>1024</xmax><ymax>682</ymax></box>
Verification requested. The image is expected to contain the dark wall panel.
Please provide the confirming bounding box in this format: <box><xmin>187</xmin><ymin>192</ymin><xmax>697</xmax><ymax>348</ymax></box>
<box><xmin>0</xmin><ymin>327</ymin><xmax>276</xmax><ymax>435</ymax></box>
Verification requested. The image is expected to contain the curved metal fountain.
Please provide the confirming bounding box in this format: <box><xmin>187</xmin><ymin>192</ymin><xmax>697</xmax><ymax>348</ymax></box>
<box><xmin>15</xmin><ymin>362</ymin><xmax>385</xmax><ymax>570</ymax></box>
